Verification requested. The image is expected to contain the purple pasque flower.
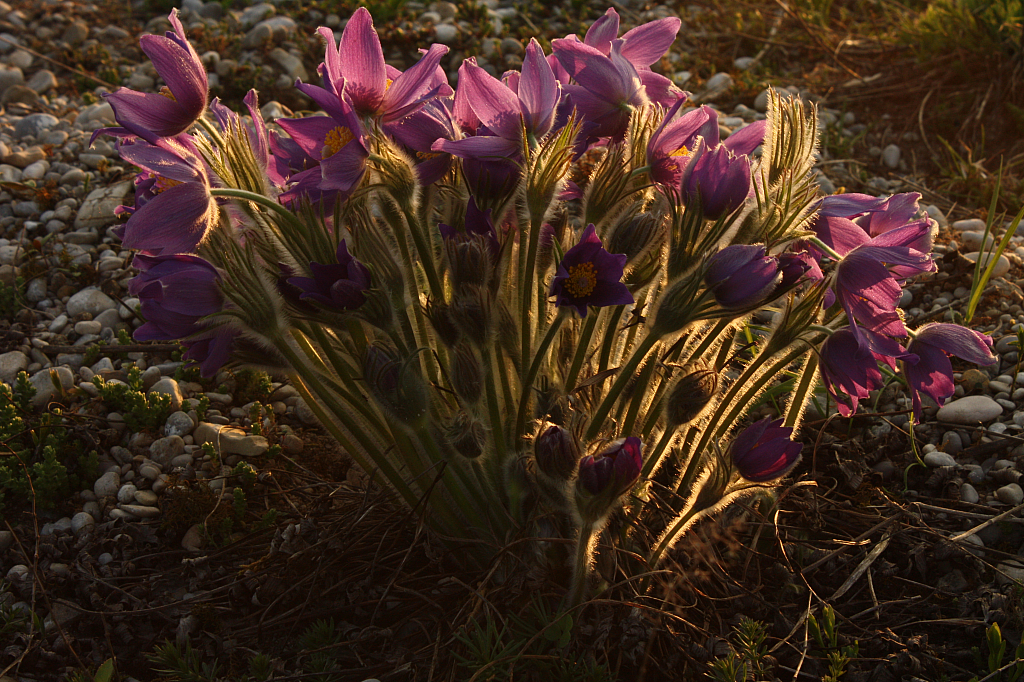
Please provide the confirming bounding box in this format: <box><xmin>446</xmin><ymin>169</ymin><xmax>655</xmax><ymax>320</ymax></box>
<box><xmin>646</xmin><ymin>98</ymin><xmax>718</xmax><ymax>186</ymax></box>
<box><xmin>903</xmin><ymin>323</ymin><xmax>997</xmax><ymax>421</ymax></box>
<box><xmin>818</xmin><ymin>191</ymin><xmax>928</xmax><ymax>239</ymax></box>
<box><xmin>704</xmin><ymin>244</ymin><xmax>780</xmax><ymax>309</ymax></box>
<box><xmin>439</xmin><ymin>196</ymin><xmax>500</xmax><ymax>254</ymax></box>
<box><xmin>728</xmin><ymin>418</ymin><xmax>802</xmax><ymax>482</ymax></box>
<box><xmin>832</xmin><ymin>223</ymin><xmax>935</xmax><ymax>344</ymax></box>
<box><xmin>275</xmin><ymin>90</ymin><xmax>368</xmax><ymax>197</ymax></box>
<box><xmin>577</xmin><ymin>437</ymin><xmax>643</xmax><ymax>496</ymax></box>
<box><xmin>819</xmin><ymin>327</ymin><xmax>914</xmax><ymax>416</ymax></box>
<box><xmin>386</xmin><ymin>99</ymin><xmax>457</xmax><ymax>185</ymax></box>
<box><xmin>129</xmin><ymin>254</ymin><xmax>236</xmax><ymax>377</ymax></box>
<box><xmin>116</xmin><ymin>135</ymin><xmax>218</xmax><ymax>255</ymax></box>
<box><xmin>551</xmin><ymin>37</ymin><xmax>648</xmax><ymax>141</ymax></box>
<box><xmin>550</xmin><ymin>224</ymin><xmax>634</xmax><ymax>317</ymax></box>
<box><xmin>681</xmin><ymin>142</ymin><xmax>752</xmax><ymax>220</ymax></box>
<box><xmin>315</xmin><ymin>8</ymin><xmax>451</xmax><ymax>123</ymax></box>
<box><xmin>286</xmin><ymin>240</ymin><xmax>372</xmax><ymax>311</ymax></box>
<box><xmin>100</xmin><ymin>10</ymin><xmax>207</xmax><ymax>143</ymax></box>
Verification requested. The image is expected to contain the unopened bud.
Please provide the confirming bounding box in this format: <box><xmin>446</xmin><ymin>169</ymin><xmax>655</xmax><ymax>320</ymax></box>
<box><xmin>363</xmin><ymin>345</ymin><xmax>429</xmax><ymax>426</ymax></box>
<box><xmin>534</xmin><ymin>424</ymin><xmax>580</xmax><ymax>480</ymax></box>
<box><xmin>575</xmin><ymin>437</ymin><xmax>644</xmax><ymax>523</ymax></box>
<box><xmin>425</xmin><ymin>297</ymin><xmax>461</xmax><ymax>347</ymax></box>
<box><xmin>450</xmin><ymin>342</ymin><xmax>483</xmax><ymax>404</ymax></box>
<box><xmin>665</xmin><ymin>368</ymin><xmax>718</xmax><ymax>426</ymax></box>
<box><xmin>445</xmin><ymin>412</ymin><xmax>486</xmax><ymax>459</ymax></box>
<box><xmin>444</xmin><ymin>234</ymin><xmax>494</xmax><ymax>291</ymax></box>
<box><xmin>450</xmin><ymin>285</ymin><xmax>493</xmax><ymax>346</ymax></box>
<box><xmin>607</xmin><ymin>212</ymin><xmax>665</xmax><ymax>264</ymax></box>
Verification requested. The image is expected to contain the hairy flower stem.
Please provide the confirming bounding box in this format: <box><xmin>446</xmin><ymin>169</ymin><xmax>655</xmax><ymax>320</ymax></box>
<box><xmin>584</xmin><ymin>332</ymin><xmax>660</xmax><ymax>442</ymax></box>
<box><xmin>568</xmin><ymin>521</ymin><xmax>598</xmax><ymax>608</ymax></box>
<box><xmin>520</xmin><ymin>204</ymin><xmax>548</xmax><ymax>359</ymax></box>
<box><xmin>598</xmin><ymin>305</ymin><xmax>627</xmax><ymax>373</ymax></box>
<box><xmin>197</xmin><ymin>114</ymin><xmax>226</xmax><ymax>148</ymax></box>
<box><xmin>480</xmin><ymin>344</ymin><xmax>510</xmax><ymax>467</ymax></box>
<box><xmin>395</xmin><ymin>197</ymin><xmax>444</xmax><ymax>301</ymax></box>
<box><xmin>564</xmin><ymin>312</ymin><xmax>600</xmax><ymax>394</ymax></box>
<box><xmin>515</xmin><ymin>311</ymin><xmax>569</xmax><ymax>439</ymax></box>
<box><xmin>783</xmin><ymin>354</ymin><xmax>820</xmax><ymax>428</ymax></box>
<box><xmin>209</xmin><ymin>187</ymin><xmax>308</xmax><ymax>236</ymax></box>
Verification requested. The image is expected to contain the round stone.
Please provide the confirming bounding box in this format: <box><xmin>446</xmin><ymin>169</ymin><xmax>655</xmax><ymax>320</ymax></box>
<box><xmin>960</xmin><ymin>483</ymin><xmax>980</xmax><ymax>504</ymax></box>
<box><xmin>923</xmin><ymin>451</ymin><xmax>957</xmax><ymax>468</ymax></box>
<box><xmin>996</xmin><ymin>483</ymin><xmax>1024</xmax><ymax>506</ymax></box>
<box><xmin>117</xmin><ymin>484</ymin><xmax>137</xmax><ymax>504</ymax></box>
<box><xmin>93</xmin><ymin>470</ymin><xmax>120</xmax><ymax>498</ymax></box>
<box><xmin>936</xmin><ymin>396</ymin><xmax>1004</xmax><ymax>424</ymax></box>
<box><xmin>71</xmin><ymin>512</ymin><xmax>95</xmax><ymax>534</ymax></box>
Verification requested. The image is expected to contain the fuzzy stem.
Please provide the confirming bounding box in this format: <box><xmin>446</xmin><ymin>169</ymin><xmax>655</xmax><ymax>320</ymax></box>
<box><xmin>568</xmin><ymin>521</ymin><xmax>598</xmax><ymax>608</ymax></box>
<box><xmin>210</xmin><ymin>187</ymin><xmax>307</xmax><ymax>235</ymax></box>
<box><xmin>563</xmin><ymin>311</ymin><xmax>600</xmax><ymax>395</ymax></box>
<box><xmin>584</xmin><ymin>332</ymin><xmax>660</xmax><ymax>442</ymax></box>
<box><xmin>514</xmin><ymin>310</ymin><xmax>569</xmax><ymax>438</ymax></box>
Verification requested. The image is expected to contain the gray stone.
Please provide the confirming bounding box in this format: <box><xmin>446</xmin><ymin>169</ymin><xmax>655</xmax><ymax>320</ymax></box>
<box><xmin>119</xmin><ymin>504</ymin><xmax>161</xmax><ymax>519</ymax></box>
<box><xmin>13</xmin><ymin>113</ymin><xmax>58</xmax><ymax>140</ymax></box>
<box><xmin>960</xmin><ymin>483</ymin><xmax>980</xmax><ymax>504</ymax></box>
<box><xmin>0</xmin><ymin>530</ymin><xmax>13</xmax><ymax>552</ymax></box>
<box><xmin>962</xmin><ymin>251</ymin><xmax>1011</xmax><ymax>279</ymax></box>
<box><xmin>139</xmin><ymin>463</ymin><xmax>162</xmax><ymax>481</ymax></box>
<box><xmin>241</xmin><ymin>22</ymin><xmax>273</xmax><ymax>48</ymax></box>
<box><xmin>951</xmin><ymin>218</ymin><xmax>986</xmax><ymax>232</ymax></box>
<box><xmin>26</xmin><ymin>68</ymin><xmax>56</xmax><ymax>94</ymax></box>
<box><xmin>923</xmin><ymin>451</ymin><xmax>957</xmax><ymax>468</ymax></box>
<box><xmin>149</xmin><ymin>377</ymin><xmax>183</xmax><ymax>412</ymax></box>
<box><xmin>71</xmin><ymin>512</ymin><xmax>94</xmax><ymax>534</ymax></box>
<box><xmin>134</xmin><ymin>490</ymin><xmax>158</xmax><ymax>506</ymax></box>
<box><xmin>28</xmin><ymin>366</ymin><xmax>74</xmax><ymax>408</ymax></box>
<box><xmin>960</xmin><ymin>231</ymin><xmax>995</xmax><ymax>251</ymax></box>
<box><xmin>936</xmin><ymin>395</ymin><xmax>1004</xmax><ymax>424</ymax></box>
<box><xmin>117</xmin><ymin>484</ymin><xmax>137</xmax><ymax>504</ymax></box>
<box><xmin>240</xmin><ymin>2</ymin><xmax>275</xmax><ymax>28</ymax></box>
<box><xmin>93</xmin><ymin>470</ymin><xmax>120</xmax><ymax>498</ymax></box>
<box><xmin>66</xmin><ymin>288</ymin><xmax>116</xmax><ymax>317</ymax></box>
<box><xmin>181</xmin><ymin>524</ymin><xmax>204</xmax><ymax>552</ymax></box>
<box><xmin>881</xmin><ymin>144</ymin><xmax>900</xmax><ymax>168</ymax></box>
<box><xmin>62</xmin><ymin>21</ymin><xmax>89</xmax><ymax>45</ymax></box>
<box><xmin>996</xmin><ymin>560</ymin><xmax>1024</xmax><ymax>586</ymax></box>
<box><xmin>73</xmin><ymin>180</ymin><xmax>132</xmax><ymax>230</ymax></box>
<box><xmin>164</xmin><ymin>410</ymin><xmax>196</xmax><ymax>438</ymax></box>
<box><xmin>150</xmin><ymin>435</ymin><xmax>185</xmax><ymax>464</ymax></box>
<box><xmin>697</xmin><ymin>72</ymin><xmax>733</xmax><ymax>101</ymax></box>
<box><xmin>997</xmin><ymin>483</ymin><xmax>1024</xmax><ymax>505</ymax></box>
<box><xmin>434</xmin><ymin>23</ymin><xmax>458</xmax><ymax>44</ymax></box>
<box><xmin>0</xmin><ymin>350</ymin><xmax>28</xmax><ymax>384</ymax></box>
<box><xmin>0</xmin><ymin>64</ymin><xmax>23</xmax><ymax>96</ymax></box>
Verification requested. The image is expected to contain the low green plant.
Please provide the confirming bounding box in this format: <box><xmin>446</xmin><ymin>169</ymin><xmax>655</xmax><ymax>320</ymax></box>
<box><xmin>0</xmin><ymin>374</ymin><xmax>100</xmax><ymax>511</ymax></box>
<box><xmin>904</xmin><ymin>0</ymin><xmax>1024</xmax><ymax>60</ymax></box>
<box><xmin>297</xmin><ymin>618</ymin><xmax>346</xmax><ymax>682</ymax></box>
<box><xmin>67</xmin><ymin>659</ymin><xmax>115</xmax><ymax>682</ymax></box>
<box><xmin>454</xmin><ymin>596</ymin><xmax>609</xmax><ymax>681</ymax></box>
<box><xmin>232</xmin><ymin>368</ymin><xmax>273</xmax><ymax>404</ymax></box>
<box><xmin>92</xmin><ymin>365</ymin><xmax>173</xmax><ymax>431</ymax></box>
<box><xmin>147</xmin><ymin>639</ymin><xmax>220</xmax><ymax>682</ymax></box>
<box><xmin>0</xmin><ymin>580</ymin><xmax>30</xmax><ymax>639</ymax></box>
<box><xmin>969</xmin><ymin>623</ymin><xmax>1024</xmax><ymax>682</ymax></box>
<box><xmin>0</xmin><ymin>274</ymin><xmax>25</xmax><ymax>318</ymax></box>
<box><xmin>807</xmin><ymin>605</ymin><xmax>859</xmax><ymax>681</ymax></box>
<box><xmin>708</xmin><ymin>617</ymin><xmax>773</xmax><ymax>681</ymax></box>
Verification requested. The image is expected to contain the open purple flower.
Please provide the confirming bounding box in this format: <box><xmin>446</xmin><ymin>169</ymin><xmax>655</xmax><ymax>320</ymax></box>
<box><xmin>577</xmin><ymin>437</ymin><xmax>643</xmax><ymax>496</ymax></box>
<box><xmin>287</xmin><ymin>240</ymin><xmax>372</xmax><ymax>311</ymax></box>
<box><xmin>551</xmin><ymin>37</ymin><xmax>647</xmax><ymax>140</ymax></box>
<box><xmin>728</xmin><ymin>418</ymin><xmax>802</xmax><ymax>482</ymax></box>
<box><xmin>315</xmin><ymin>8</ymin><xmax>451</xmax><ymax>122</ymax></box>
<box><xmin>704</xmin><ymin>244</ymin><xmax>779</xmax><ymax>309</ymax></box>
<box><xmin>101</xmin><ymin>10</ymin><xmax>207</xmax><ymax>143</ymax></box>
<box><xmin>903</xmin><ymin>323</ymin><xmax>997</xmax><ymax>421</ymax></box>
<box><xmin>129</xmin><ymin>254</ymin><xmax>236</xmax><ymax>376</ymax></box>
<box><xmin>646</xmin><ymin>98</ymin><xmax>717</xmax><ymax>187</ymax></box>
<box><xmin>681</xmin><ymin>142</ymin><xmax>752</xmax><ymax>220</ymax></box>
<box><xmin>550</xmin><ymin>224</ymin><xmax>634</xmax><ymax>317</ymax></box>
<box><xmin>818</xmin><ymin>328</ymin><xmax>914</xmax><ymax>416</ymax></box>
<box><xmin>116</xmin><ymin>135</ymin><xmax>218</xmax><ymax>255</ymax></box>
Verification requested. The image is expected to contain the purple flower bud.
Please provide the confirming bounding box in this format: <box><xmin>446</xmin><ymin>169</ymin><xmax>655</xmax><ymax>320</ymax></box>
<box><xmin>728</xmin><ymin>418</ymin><xmax>802</xmax><ymax>482</ymax></box>
<box><xmin>681</xmin><ymin>144</ymin><xmax>751</xmax><ymax>220</ymax></box>
<box><xmin>577</xmin><ymin>437</ymin><xmax>643</xmax><ymax>497</ymax></box>
<box><xmin>287</xmin><ymin>240</ymin><xmax>371</xmax><ymax>311</ymax></box>
<box><xmin>704</xmin><ymin>244</ymin><xmax>780</xmax><ymax>309</ymax></box>
<box><xmin>535</xmin><ymin>424</ymin><xmax>581</xmax><ymax>480</ymax></box>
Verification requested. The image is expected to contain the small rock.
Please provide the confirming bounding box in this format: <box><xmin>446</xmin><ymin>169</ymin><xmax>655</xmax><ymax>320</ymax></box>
<box><xmin>149</xmin><ymin>377</ymin><xmax>183</xmax><ymax>412</ymax></box>
<box><xmin>936</xmin><ymin>395</ymin><xmax>1004</xmax><ymax>424</ymax></box>
<box><xmin>120</xmin><ymin>504</ymin><xmax>161</xmax><ymax>519</ymax></box>
<box><xmin>960</xmin><ymin>483</ymin><xmax>980</xmax><ymax>504</ymax></box>
<box><xmin>923</xmin><ymin>451</ymin><xmax>957</xmax><ymax>468</ymax></box>
<box><xmin>434</xmin><ymin>23</ymin><xmax>458</xmax><ymax>44</ymax></box>
<box><xmin>117</xmin><ymin>484</ymin><xmax>137</xmax><ymax>504</ymax></box>
<box><xmin>996</xmin><ymin>560</ymin><xmax>1024</xmax><ymax>586</ymax></box>
<box><xmin>881</xmin><ymin>144</ymin><xmax>901</xmax><ymax>168</ymax></box>
<box><xmin>73</xmin><ymin>180</ymin><xmax>132</xmax><ymax>230</ymax></box>
<box><xmin>150</xmin><ymin>435</ymin><xmax>185</xmax><ymax>464</ymax></box>
<box><xmin>139</xmin><ymin>463</ymin><xmax>162</xmax><ymax>481</ymax></box>
<box><xmin>181</xmin><ymin>524</ymin><xmax>204</xmax><ymax>552</ymax></box>
<box><xmin>71</xmin><ymin>512</ymin><xmax>94</xmax><ymax>534</ymax></box>
<box><xmin>134</xmin><ymin>490</ymin><xmax>158</xmax><ymax>506</ymax></box>
<box><xmin>951</xmin><ymin>218</ymin><xmax>986</xmax><ymax>232</ymax></box>
<box><xmin>93</xmin><ymin>470</ymin><xmax>120</xmax><ymax>498</ymax></box>
<box><xmin>997</xmin><ymin>483</ymin><xmax>1024</xmax><ymax>506</ymax></box>
<box><xmin>66</xmin><ymin>288</ymin><xmax>116</xmax><ymax>317</ymax></box>
<box><xmin>165</xmin><ymin>410</ymin><xmax>196</xmax><ymax>437</ymax></box>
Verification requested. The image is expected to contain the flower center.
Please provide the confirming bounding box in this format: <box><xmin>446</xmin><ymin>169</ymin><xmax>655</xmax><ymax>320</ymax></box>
<box><xmin>322</xmin><ymin>126</ymin><xmax>354</xmax><ymax>158</ymax></box>
<box><xmin>564</xmin><ymin>261</ymin><xmax>598</xmax><ymax>298</ymax></box>
<box><xmin>158</xmin><ymin>86</ymin><xmax>177</xmax><ymax>102</ymax></box>
<box><xmin>669</xmin><ymin>145</ymin><xmax>690</xmax><ymax>157</ymax></box>
<box><xmin>415</xmin><ymin>150</ymin><xmax>440</xmax><ymax>160</ymax></box>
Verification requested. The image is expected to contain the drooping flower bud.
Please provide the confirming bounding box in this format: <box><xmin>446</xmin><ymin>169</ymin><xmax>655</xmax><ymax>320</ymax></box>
<box><xmin>681</xmin><ymin>144</ymin><xmax>752</xmax><ymax>221</ymax></box>
<box><xmin>287</xmin><ymin>240</ymin><xmax>372</xmax><ymax>311</ymax></box>
<box><xmin>450</xmin><ymin>342</ymin><xmax>483</xmax><ymax>404</ymax></box>
<box><xmin>704</xmin><ymin>244</ymin><xmax>780</xmax><ymax>310</ymax></box>
<box><xmin>363</xmin><ymin>345</ymin><xmax>429</xmax><ymax>426</ymax></box>
<box><xmin>534</xmin><ymin>424</ymin><xmax>580</xmax><ymax>480</ymax></box>
<box><xmin>425</xmin><ymin>298</ymin><xmax>461</xmax><ymax>347</ymax></box>
<box><xmin>665</xmin><ymin>367</ymin><xmax>718</xmax><ymax>426</ymax></box>
<box><xmin>727</xmin><ymin>417</ymin><xmax>802</xmax><ymax>482</ymax></box>
<box><xmin>575</xmin><ymin>437</ymin><xmax>643</xmax><ymax>523</ymax></box>
<box><xmin>606</xmin><ymin>211</ymin><xmax>665</xmax><ymax>265</ymax></box>
<box><xmin>450</xmin><ymin>285</ymin><xmax>493</xmax><ymax>346</ymax></box>
<box><xmin>445</xmin><ymin>412</ymin><xmax>486</xmax><ymax>459</ymax></box>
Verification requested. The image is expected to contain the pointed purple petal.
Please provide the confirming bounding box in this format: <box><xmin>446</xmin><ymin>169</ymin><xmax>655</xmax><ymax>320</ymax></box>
<box><xmin>338</xmin><ymin>7</ymin><xmax>386</xmax><ymax>113</ymax></box>
<box><xmin>723</xmin><ymin>120</ymin><xmax>766</xmax><ymax>156</ymax></box>
<box><xmin>121</xmin><ymin>182</ymin><xmax>216</xmax><ymax>254</ymax></box>
<box><xmin>584</xmin><ymin>8</ymin><xmax>619</xmax><ymax>54</ymax></box>
<box><xmin>519</xmin><ymin>39</ymin><xmax>559</xmax><ymax>136</ymax></box>
<box><xmin>455</xmin><ymin>59</ymin><xmax>521</xmax><ymax>139</ymax></box>
<box><xmin>619</xmin><ymin>17</ymin><xmax>681</xmax><ymax>68</ymax></box>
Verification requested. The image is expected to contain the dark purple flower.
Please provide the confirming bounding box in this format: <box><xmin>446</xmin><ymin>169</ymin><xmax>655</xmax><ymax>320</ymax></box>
<box><xmin>439</xmin><ymin>197</ymin><xmax>500</xmax><ymax>254</ymax></box>
<box><xmin>129</xmin><ymin>254</ymin><xmax>235</xmax><ymax>377</ymax></box>
<box><xmin>577</xmin><ymin>437</ymin><xmax>643</xmax><ymax>496</ymax></box>
<box><xmin>704</xmin><ymin>244</ymin><xmax>779</xmax><ymax>309</ymax></box>
<box><xmin>275</xmin><ymin>93</ymin><xmax>368</xmax><ymax>196</ymax></box>
<box><xmin>287</xmin><ymin>240</ymin><xmax>371</xmax><ymax>311</ymax></box>
<box><xmin>116</xmin><ymin>135</ymin><xmax>218</xmax><ymax>255</ymax></box>
<box><xmin>818</xmin><ymin>327</ymin><xmax>914</xmax><ymax>416</ymax></box>
<box><xmin>681</xmin><ymin>143</ymin><xmax>752</xmax><ymax>220</ymax></box>
<box><xmin>535</xmin><ymin>424</ymin><xmax>581</xmax><ymax>480</ymax></box>
<box><xmin>316</xmin><ymin>8</ymin><xmax>451</xmax><ymax>122</ymax></box>
<box><xmin>903</xmin><ymin>323</ymin><xmax>997</xmax><ymax>421</ymax></box>
<box><xmin>100</xmin><ymin>10</ymin><xmax>207</xmax><ymax>143</ymax></box>
<box><xmin>386</xmin><ymin>99</ymin><xmax>457</xmax><ymax>185</ymax></box>
<box><xmin>550</xmin><ymin>224</ymin><xmax>634</xmax><ymax>317</ymax></box>
<box><xmin>728</xmin><ymin>418</ymin><xmax>802</xmax><ymax>482</ymax></box>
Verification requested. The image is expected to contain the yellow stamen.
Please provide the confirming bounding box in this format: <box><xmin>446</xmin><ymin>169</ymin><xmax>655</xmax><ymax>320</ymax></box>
<box><xmin>159</xmin><ymin>86</ymin><xmax>177</xmax><ymax>102</ymax></box>
<box><xmin>153</xmin><ymin>176</ymin><xmax>183</xmax><ymax>193</ymax></box>
<box><xmin>564</xmin><ymin>261</ymin><xmax>598</xmax><ymax>298</ymax></box>
<box><xmin>669</xmin><ymin>145</ymin><xmax>690</xmax><ymax>157</ymax></box>
<box><xmin>415</xmin><ymin>150</ymin><xmax>440</xmax><ymax>161</ymax></box>
<box><xmin>322</xmin><ymin>126</ymin><xmax>354</xmax><ymax>158</ymax></box>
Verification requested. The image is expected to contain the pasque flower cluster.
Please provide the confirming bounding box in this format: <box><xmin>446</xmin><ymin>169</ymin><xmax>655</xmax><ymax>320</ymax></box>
<box><xmin>100</xmin><ymin>7</ymin><xmax>994</xmax><ymax>603</ymax></box>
